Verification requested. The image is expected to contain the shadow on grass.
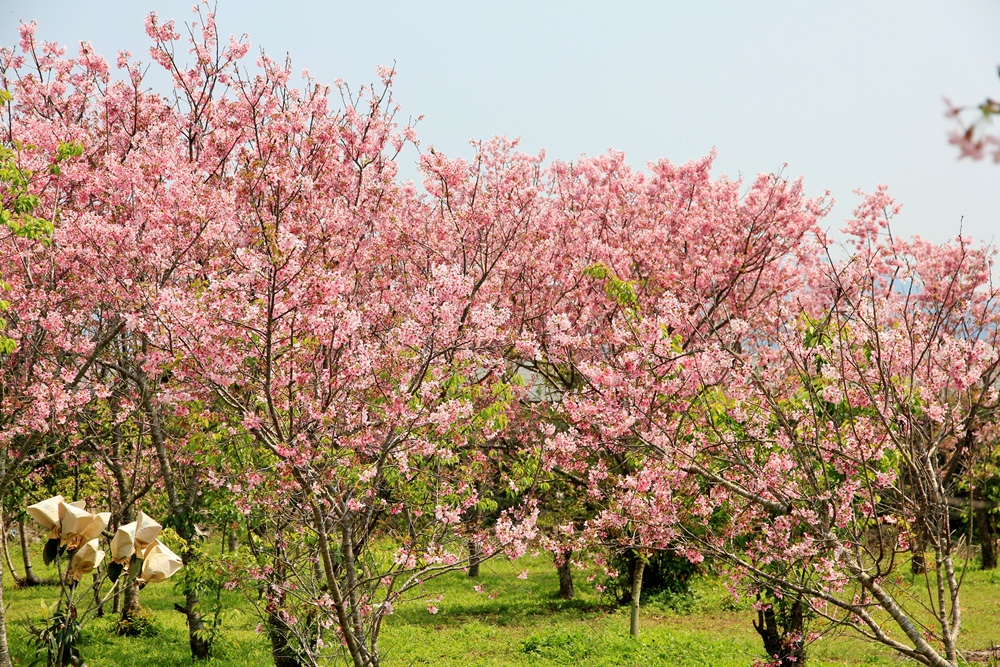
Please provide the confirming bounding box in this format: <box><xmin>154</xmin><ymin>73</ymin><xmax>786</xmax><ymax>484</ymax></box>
<box><xmin>14</xmin><ymin>577</ymin><xmax>61</xmax><ymax>589</ymax></box>
<box><xmin>394</xmin><ymin>595</ymin><xmax>611</xmax><ymax>627</ymax></box>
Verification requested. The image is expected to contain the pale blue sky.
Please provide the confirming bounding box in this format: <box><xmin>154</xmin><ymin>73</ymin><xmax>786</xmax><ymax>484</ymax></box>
<box><xmin>6</xmin><ymin>1</ymin><xmax>1000</xmax><ymax>246</ymax></box>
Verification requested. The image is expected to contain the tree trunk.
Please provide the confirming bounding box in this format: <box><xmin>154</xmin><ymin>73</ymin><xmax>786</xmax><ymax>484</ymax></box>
<box><xmin>122</xmin><ymin>580</ymin><xmax>141</xmax><ymax>618</ymax></box>
<box><xmin>0</xmin><ymin>454</ymin><xmax>8</xmax><ymax>667</ymax></box>
<box><xmin>629</xmin><ymin>556</ymin><xmax>645</xmax><ymax>638</ymax></box>
<box><xmin>0</xmin><ymin>515</ymin><xmax>19</xmax><ymax>584</ymax></box>
<box><xmin>975</xmin><ymin>503</ymin><xmax>997</xmax><ymax>570</ymax></box>
<box><xmin>752</xmin><ymin>594</ymin><xmax>807</xmax><ymax>667</ymax></box>
<box><xmin>911</xmin><ymin>528</ymin><xmax>927</xmax><ymax>575</ymax></box>
<box><xmin>227</xmin><ymin>529</ymin><xmax>239</xmax><ymax>554</ymax></box>
<box><xmin>175</xmin><ymin>584</ymin><xmax>211</xmax><ymax>659</ymax></box>
<box><xmin>303</xmin><ymin>490</ymin><xmax>368</xmax><ymax>667</ymax></box>
<box><xmin>557</xmin><ymin>551</ymin><xmax>574</xmax><ymax>600</ymax></box>
<box><xmin>0</xmin><ymin>552</ymin><xmax>12</xmax><ymax>667</ymax></box>
<box><xmin>116</xmin><ymin>505</ymin><xmax>142</xmax><ymax>625</ymax></box>
<box><xmin>18</xmin><ymin>518</ymin><xmax>41</xmax><ymax>586</ymax></box>
<box><xmin>92</xmin><ymin>574</ymin><xmax>105</xmax><ymax>617</ymax></box>
<box><xmin>174</xmin><ymin>525</ymin><xmax>210</xmax><ymax>658</ymax></box>
<box><xmin>267</xmin><ymin>606</ymin><xmax>307</xmax><ymax>667</ymax></box>
<box><xmin>142</xmin><ymin>369</ymin><xmax>212</xmax><ymax>659</ymax></box>
<box><xmin>467</xmin><ymin>539</ymin><xmax>481</xmax><ymax>578</ymax></box>
<box><xmin>109</xmin><ymin>418</ymin><xmax>142</xmax><ymax>625</ymax></box>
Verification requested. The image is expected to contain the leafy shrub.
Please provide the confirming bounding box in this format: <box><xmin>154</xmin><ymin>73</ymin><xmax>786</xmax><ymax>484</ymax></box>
<box><xmin>606</xmin><ymin>550</ymin><xmax>702</xmax><ymax>608</ymax></box>
<box><xmin>113</xmin><ymin>609</ymin><xmax>161</xmax><ymax>638</ymax></box>
<box><xmin>645</xmin><ymin>587</ymin><xmax>702</xmax><ymax>615</ymax></box>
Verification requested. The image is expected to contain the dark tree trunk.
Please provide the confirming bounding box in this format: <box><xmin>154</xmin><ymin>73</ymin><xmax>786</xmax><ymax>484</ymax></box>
<box><xmin>18</xmin><ymin>519</ymin><xmax>42</xmax><ymax>586</ymax></box>
<box><xmin>121</xmin><ymin>580</ymin><xmax>141</xmax><ymax>618</ymax></box>
<box><xmin>92</xmin><ymin>575</ymin><xmax>105</xmax><ymax>617</ymax></box>
<box><xmin>264</xmin><ymin>568</ymin><xmax>312</xmax><ymax>667</ymax></box>
<box><xmin>753</xmin><ymin>595</ymin><xmax>806</xmax><ymax>667</ymax></box>
<box><xmin>557</xmin><ymin>551</ymin><xmax>574</xmax><ymax>600</ymax></box>
<box><xmin>175</xmin><ymin>584</ymin><xmax>211</xmax><ymax>659</ymax></box>
<box><xmin>975</xmin><ymin>503</ymin><xmax>997</xmax><ymax>570</ymax></box>
<box><xmin>267</xmin><ymin>608</ymin><xmax>306</xmax><ymax>667</ymax></box>
<box><xmin>467</xmin><ymin>539</ymin><xmax>481</xmax><ymax>578</ymax></box>
<box><xmin>116</xmin><ymin>506</ymin><xmax>142</xmax><ymax>627</ymax></box>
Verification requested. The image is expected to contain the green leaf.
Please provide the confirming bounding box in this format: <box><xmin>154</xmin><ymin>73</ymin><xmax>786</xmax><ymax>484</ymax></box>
<box><xmin>42</xmin><ymin>538</ymin><xmax>60</xmax><ymax>566</ymax></box>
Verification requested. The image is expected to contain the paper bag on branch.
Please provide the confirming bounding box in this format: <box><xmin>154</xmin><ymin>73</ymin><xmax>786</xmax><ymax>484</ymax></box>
<box><xmin>60</xmin><ymin>503</ymin><xmax>109</xmax><ymax>552</ymax></box>
<box><xmin>68</xmin><ymin>538</ymin><xmax>105</xmax><ymax>582</ymax></box>
<box><xmin>26</xmin><ymin>495</ymin><xmax>67</xmax><ymax>537</ymax></box>
<box><xmin>138</xmin><ymin>540</ymin><xmax>183</xmax><ymax>586</ymax></box>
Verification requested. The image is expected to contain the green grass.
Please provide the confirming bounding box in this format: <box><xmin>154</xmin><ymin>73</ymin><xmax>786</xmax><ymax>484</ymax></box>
<box><xmin>380</xmin><ymin>556</ymin><xmax>823</xmax><ymax>667</ymax></box>
<box><xmin>4</xmin><ymin>549</ymin><xmax>1000</xmax><ymax>666</ymax></box>
<box><xmin>2</xmin><ymin>568</ymin><xmax>269</xmax><ymax>667</ymax></box>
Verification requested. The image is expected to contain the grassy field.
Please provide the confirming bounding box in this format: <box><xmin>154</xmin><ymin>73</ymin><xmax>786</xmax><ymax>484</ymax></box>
<box><xmin>3</xmin><ymin>549</ymin><xmax>1000</xmax><ymax>666</ymax></box>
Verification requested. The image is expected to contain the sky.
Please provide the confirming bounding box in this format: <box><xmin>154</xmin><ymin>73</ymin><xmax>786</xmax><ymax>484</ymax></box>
<box><xmin>5</xmin><ymin>1</ymin><xmax>1000</xmax><ymax>248</ymax></box>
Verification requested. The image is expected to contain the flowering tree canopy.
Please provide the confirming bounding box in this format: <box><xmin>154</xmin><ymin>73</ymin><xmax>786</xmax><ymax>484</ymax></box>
<box><xmin>0</xmin><ymin>8</ymin><xmax>996</xmax><ymax>667</ymax></box>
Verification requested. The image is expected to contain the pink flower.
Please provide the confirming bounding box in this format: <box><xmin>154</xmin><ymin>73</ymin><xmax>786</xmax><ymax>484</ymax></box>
<box><xmin>948</xmin><ymin>130</ymin><xmax>985</xmax><ymax>160</ymax></box>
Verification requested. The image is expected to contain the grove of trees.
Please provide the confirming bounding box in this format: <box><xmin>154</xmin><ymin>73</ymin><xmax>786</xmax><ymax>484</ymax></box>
<box><xmin>1</xmin><ymin>8</ymin><xmax>997</xmax><ymax>667</ymax></box>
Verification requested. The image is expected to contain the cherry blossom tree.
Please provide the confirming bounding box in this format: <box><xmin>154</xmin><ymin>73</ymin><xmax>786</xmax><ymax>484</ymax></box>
<box><xmin>1</xmin><ymin>9</ymin><xmax>543</xmax><ymax>664</ymax></box>
<box><xmin>129</xmin><ymin>10</ymin><xmax>541</xmax><ymax>666</ymax></box>
<box><xmin>569</xmin><ymin>184</ymin><xmax>999</xmax><ymax>666</ymax></box>
<box><xmin>0</xmin><ymin>73</ymin><xmax>104</xmax><ymax>667</ymax></box>
<box><xmin>6</xmin><ymin>7</ymin><xmax>1000</xmax><ymax>667</ymax></box>
<box><xmin>526</xmin><ymin>151</ymin><xmax>828</xmax><ymax>638</ymax></box>
<box><xmin>0</xmin><ymin>12</ymin><xmax>244</xmax><ymax>656</ymax></box>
